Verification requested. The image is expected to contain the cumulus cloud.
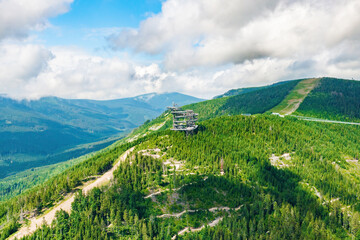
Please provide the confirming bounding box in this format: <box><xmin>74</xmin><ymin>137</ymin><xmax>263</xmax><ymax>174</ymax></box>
<box><xmin>0</xmin><ymin>43</ymin><xmax>53</xmax><ymax>94</ymax></box>
<box><xmin>1</xmin><ymin>41</ymin><xmax>360</xmax><ymax>100</ymax></box>
<box><xmin>0</xmin><ymin>44</ymin><xmax>175</xmax><ymax>99</ymax></box>
<box><xmin>109</xmin><ymin>0</ymin><xmax>360</xmax><ymax>72</ymax></box>
<box><xmin>1</xmin><ymin>0</ymin><xmax>360</xmax><ymax>100</ymax></box>
<box><xmin>0</xmin><ymin>0</ymin><xmax>73</xmax><ymax>40</ymax></box>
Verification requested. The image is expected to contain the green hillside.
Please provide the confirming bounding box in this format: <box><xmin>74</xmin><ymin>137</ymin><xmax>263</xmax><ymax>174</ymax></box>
<box><xmin>270</xmin><ymin>78</ymin><xmax>320</xmax><ymax>115</ymax></box>
<box><xmin>184</xmin><ymin>80</ymin><xmax>299</xmax><ymax>121</ymax></box>
<box><xmin>218</xmin><ymin>80</ymin><xmax>299</xmax><ymax>115</ymax></box>
<box><xmin>2</xmin><ymin>115</ymin><xmax>359</xmax><ymax>239</ymax></box>
<box><xmin>295</xmin><ymin>78</ymin><xmax>360</xmax><ymax>121</ymax></box>
<box><xmin>1</xmin><ymin>77</ymin><xmax>360</xmax><ymax>239</ymax></box>
<box><xmin>213</xmin><ymin>81</ymin><xmax>292</xmax><ymax>99</ymax></box>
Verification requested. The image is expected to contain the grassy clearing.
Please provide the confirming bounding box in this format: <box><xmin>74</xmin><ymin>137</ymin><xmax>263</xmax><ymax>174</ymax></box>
<box><xmin>270</xmin><ymin>78</ymin><xmax>320</xmax><ymax>115</ymax></box>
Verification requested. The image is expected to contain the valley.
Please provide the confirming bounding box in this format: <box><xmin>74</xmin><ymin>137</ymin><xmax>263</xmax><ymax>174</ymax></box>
<box><xmin>0</xmin><ymin>92</ymin><xmax>202</xmax><ymax>199</ymax></box>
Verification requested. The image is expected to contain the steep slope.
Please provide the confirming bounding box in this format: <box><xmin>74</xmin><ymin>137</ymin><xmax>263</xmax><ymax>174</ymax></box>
<box><xmin>218</xmin><ymin>80</ymin><xmax>299</xmax><ymax>115</ymax></box>
<box><xmin>213</xmin><ymin>80</ymin><xmax>292</xmax><ymax>99</ymax></box>
<box><xmin>213</xmin><ymin>86</ymin><xmax>268</xmax><ymax>99</ymax></box>
<box><xmin>185</xmin><ymin>79</ymin><xmax>299</xmax><ymax>120</ymax></box>
<box><xmin>9</xmin><ymin>147</ymin><xmax>134</xmax><ymax>240</ymax></box>
<box><xmin>0</xmin><ymin>93</ymin><xmax>203</xmax><ymax>179</ymax></box>
<box><xmin>3</xmin><ymin>115</ymin><xmax>360</xmax><ymax>239</ymax></box>
<box><xmin>295</xmin><ymin>78</ymin><xmax>360</xmax><ymax>121</ymax></box>
<box><xmin>270</xmin><ymin>78</ymin><xmax>320</xmax><ymax>115</ymax></box>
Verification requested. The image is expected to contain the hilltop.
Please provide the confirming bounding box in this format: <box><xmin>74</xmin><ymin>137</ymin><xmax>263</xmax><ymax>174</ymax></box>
<box><xmin>186</xmin><ymin>77</ymin><xmax>360</xmax><ymax>122</ymax></box>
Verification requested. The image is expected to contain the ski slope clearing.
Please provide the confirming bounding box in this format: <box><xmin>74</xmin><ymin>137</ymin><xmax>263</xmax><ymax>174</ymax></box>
<box><xmin>271</xmin><ymin>78</ymin><xmax>320</xmax><ymax>115</ymax></box>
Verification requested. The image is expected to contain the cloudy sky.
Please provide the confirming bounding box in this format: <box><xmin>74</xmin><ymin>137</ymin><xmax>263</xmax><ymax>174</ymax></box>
<box><xmin>0</xmin><ymin>0</ymin><xmax>360</xmax><ymax>100</ymax></box>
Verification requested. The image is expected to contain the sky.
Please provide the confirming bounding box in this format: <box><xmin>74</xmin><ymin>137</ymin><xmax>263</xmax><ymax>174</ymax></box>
<box><xmin>0</xmin><ymin>0</ymin><xmax>360</xmax><ymax>100</ymax></box>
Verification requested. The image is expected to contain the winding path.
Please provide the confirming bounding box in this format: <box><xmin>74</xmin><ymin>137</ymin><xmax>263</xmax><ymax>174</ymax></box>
<box><xmin>9</xmin><ymin>147</ymin><xmax>134</xmax><ymax>240</ymax></box>
<box><xmin>170</xmin><ymin>205</ymin><xmax>243</xmax><ymax>239</ymax></box>
<box><xmin>173</xmin><ymin>217</ymin><xmax>224</xmax><ymax>239</ymax></box>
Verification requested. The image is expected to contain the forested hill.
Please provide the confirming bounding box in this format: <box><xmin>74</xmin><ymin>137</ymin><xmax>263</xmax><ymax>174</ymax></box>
<box><xmin>1</xmin><ymin>77</ymin><xmax>360</xmax><ymax>239</ymax></box>
<box><xmin>190</xmin><ymin>77</ymin><xmax>360</xmax><ymax>122</ymax></box>
<box><xmin>2</xmin><ymin>115</ymin><xmax>359</xmax><ymax>239</ymax></box>
<box><xmin>184</xmin><ymin>80</ymin><xmax>300</xmax><ymax>121</ymax></box>
<box><xmin>213</xmin><ymin>80</ymin><xmax>293</xmax><ymax>99</ymax></box>
<box><xmin>295</xmin><ymin>78</ymin><xmax>360</xmax><ymax>121</ymax></box>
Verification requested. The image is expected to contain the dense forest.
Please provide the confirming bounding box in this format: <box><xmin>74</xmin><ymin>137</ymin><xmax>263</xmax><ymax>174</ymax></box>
<box><xmin>184</xmin><ymin>80</ymin><xmax>299</xmax><ymax>121</ymax></box>
<box><xmin>218</xmin><ymin>80</ymin><xmax>299</xmax><ymax>115</ymax></box>
<box><xmin>296</xmin><ymin>78</ymin><xmax>360</xmax><ymax>121</ymax></box>
<box><xmin>2</xmin><ymin>114</ymin><xmax>359</xmax><ymax>239</ymax></box>
<box><xmin>213</xmin><ymin>80</ymin><xmax>293</xmax><ymax>99</ymax></box>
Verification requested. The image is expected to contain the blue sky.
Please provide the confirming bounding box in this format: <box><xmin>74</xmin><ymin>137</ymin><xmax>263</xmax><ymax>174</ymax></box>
<box><xmin>38</xmin><ymin>0</ymin><xmax>162</xmax><ymax>53</ymax></box>
<box><xmin>0</xmin><ymin>0</ymin><xmax>359</xmax><ymax>100</ymax></box>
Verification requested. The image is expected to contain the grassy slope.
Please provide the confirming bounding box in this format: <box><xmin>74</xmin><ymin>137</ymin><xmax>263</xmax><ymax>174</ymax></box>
<box><xmin>295</xmin><ymin>78</ymin><xmax>360</xmax><ymax>122</ymax></box>
<box><xmin>270</xmin><ymin>78</ymin><xmax>320</xmax><ymax>115</ymax></box>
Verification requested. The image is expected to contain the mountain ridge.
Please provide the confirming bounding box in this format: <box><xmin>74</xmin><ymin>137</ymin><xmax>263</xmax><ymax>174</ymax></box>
<box><xmin>0</xmin><ymin>92</ymin><xmax>203</xmax><ymax>179</ymax></box>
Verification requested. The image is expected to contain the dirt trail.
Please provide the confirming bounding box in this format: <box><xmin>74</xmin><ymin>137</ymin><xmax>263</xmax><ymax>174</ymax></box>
<box><xmin>158</xmin><ymin>205</ymin><xmax>243</xmax><ymax>219</ymax></box>
<box><xmin>170</xmin><ymin>205</ymin><xmax>243</xmax><ymax>239</ymax></box>
<box><xmin>157</xmin><ymin>210</ymin><xmax>196</xmax><ymax>218</ymax></box>
<box><xmin>172</xmin><ymin>217</ymin><xmax>224</xmax><ymax>239</ymax></box>
<box><xmin>9</xmin><ymin>147</ymin><xmax>134</xmax><ymax>240</ymax></box>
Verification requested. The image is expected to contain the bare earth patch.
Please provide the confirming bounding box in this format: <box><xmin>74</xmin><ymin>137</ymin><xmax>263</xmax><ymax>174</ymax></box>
<box><xmin>346</xmin><ymin>159</ymin><xmax>359</xmax><ymax>163</ymax></box>
<box><xmin>269</xmin><ymin>153</ymin><xmax>292</xmax><ymax>168</ymax></box>
<box><xmin>163</xmin><ymin>158</ymin><xmax>185</xmax><ymax>171</ymax></box>
<box><xmin>149</xmin><ymin>121</ymin><xmax>166</xmax><ymax>131</ymax></box>
<box><xmin>138</xmin><ymin>148</ymin><xmax>165</xmax><ymax>159</ymax></box>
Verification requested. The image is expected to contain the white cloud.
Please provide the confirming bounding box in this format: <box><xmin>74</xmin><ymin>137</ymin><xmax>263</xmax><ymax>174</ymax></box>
<box><xmin>0</xmin><ymin>44</ymin><xmax>175</xmax><ymax>99</ymax></box>
<box><xmin>1</xmin><ymin>0</ymin><xmax>360</xmax><ymax>100</ymax></box>
<box><xmin>109</xmin><ymin>0</ymin><xmax>360</xmax><ymax>72</ymax></box>
<box><xmin>1</xmin><ymin>41</ymin><xmax>360</xmax><ymax>100</ymax></box>
<box><xmin>0</xmin><ymin>0</ymin><xmax>73</xmax><ymax>40</ymax></box>
<box><xmin>0</xmin><ymin>43</ymin><xmax>53</xmax><ymax>94</ymax></box>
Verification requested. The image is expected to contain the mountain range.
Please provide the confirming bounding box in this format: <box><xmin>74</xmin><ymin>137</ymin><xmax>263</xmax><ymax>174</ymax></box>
<box><xmin>0</xmin><ymin>92</ymin><xmax>203</xmax><ymax>179</ymax></box>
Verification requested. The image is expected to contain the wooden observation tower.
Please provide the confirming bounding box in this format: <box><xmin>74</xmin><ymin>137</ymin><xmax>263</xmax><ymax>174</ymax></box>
<box><xmin>167</xmin><ymin>104</ymin><xmax>198</xmax><ymax>133</ymax></box>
